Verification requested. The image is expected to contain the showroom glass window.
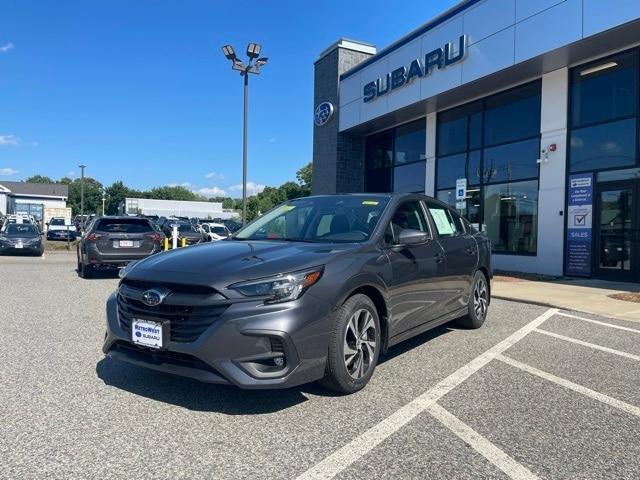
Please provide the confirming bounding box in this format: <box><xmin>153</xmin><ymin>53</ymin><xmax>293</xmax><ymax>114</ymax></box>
<box><xmin>364</xmin><ymin>118</ymin><xmax>426</xmax><ymax>193</ymax></box>
<box><xmin>569</xmin><ymin>50</ymin><xmax>639</xmax><ymax>173</ymax></box>
<box><xmin>436</xmin><ymin>82</ymin><xmax>541</xmax><ymax>254</ymax></box>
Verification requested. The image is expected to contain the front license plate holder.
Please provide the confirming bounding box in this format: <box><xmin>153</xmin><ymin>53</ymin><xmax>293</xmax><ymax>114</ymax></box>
<box><xmin>131</xmin><ymin>319</ymin><xmax>169</xmax><ymax>349</ymax></box>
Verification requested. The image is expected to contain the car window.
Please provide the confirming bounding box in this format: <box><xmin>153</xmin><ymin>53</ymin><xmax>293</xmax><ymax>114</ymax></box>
<box><xmin>387</xmin><ymin>200</ymin><xmax>430</xmax><ymax>244</ymax></box>
<box><xmin>212</xmin><ymin>226</ymin><xmax>228</xmax><ymax>235</ymax></box>
<box><xmin>95</xmin><ymin>219</ymin><xmax>153</xmax><ymax>233</ymax></box>
<box><xmin>427</xmin><ymin>204</ymin><xmax>465</xmax><ymax>238</ymax></box>
<box><xmin>50</xmin><ymin>218</ymin><xmax>65</xmax><ymax>226</ymax></box>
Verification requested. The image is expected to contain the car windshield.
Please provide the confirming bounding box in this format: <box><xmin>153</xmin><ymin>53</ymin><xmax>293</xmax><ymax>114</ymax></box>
<box><xmin>212</xmin><ymin>226</ymin><xmax>228</xmax><ymax>234</ymax></box>
<box><xmin>5</xmin><ymin>224</ymin><xmax>39</xmax><ymax>237</ymax></box>
<box><xmin>95</xmin><ymin>219</ymin><xmax>153</xmax><ymax>233</ymax></box>
<box><xmin>50</xmin><ymin>218</ymin><xmax>66</xmax><ymax>226</ymax></box>
<box><xmin>234</xmin><ymin>196</ymin><xmax>390</xmax><ymax>243</ymax></box>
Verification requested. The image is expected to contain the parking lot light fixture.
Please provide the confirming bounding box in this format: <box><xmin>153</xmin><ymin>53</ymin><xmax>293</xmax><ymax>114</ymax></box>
<box><xmin>220</xmin><ymin>42</ymin><xmax>268</xmax><ymax>226</ymax></box>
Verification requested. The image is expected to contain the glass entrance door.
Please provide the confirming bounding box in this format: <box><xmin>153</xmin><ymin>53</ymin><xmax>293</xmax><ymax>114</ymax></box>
<box><xmin>594</xmin><ymin>181</ymin><xmax>637</xmax><ymax>281</ymax></box>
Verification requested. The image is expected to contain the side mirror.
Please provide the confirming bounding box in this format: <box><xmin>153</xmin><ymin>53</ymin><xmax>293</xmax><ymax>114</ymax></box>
<box><xmin>397</xmin><ymin>228</ymin><xmax>429</xmax><ymax>246</ymax></box>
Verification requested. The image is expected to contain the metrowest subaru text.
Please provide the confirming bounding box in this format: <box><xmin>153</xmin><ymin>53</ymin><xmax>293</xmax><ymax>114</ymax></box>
<box><xmin>103</xmin><ymin>194</ymin><xmax>492</xmax><ymax>393</ymax></box>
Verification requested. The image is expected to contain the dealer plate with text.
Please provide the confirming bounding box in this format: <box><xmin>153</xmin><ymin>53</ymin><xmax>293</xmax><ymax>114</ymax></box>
<box><xmin>131</xmin><ymin>319</ymin><xmax>164</xmax><ymax>349</ymax></box>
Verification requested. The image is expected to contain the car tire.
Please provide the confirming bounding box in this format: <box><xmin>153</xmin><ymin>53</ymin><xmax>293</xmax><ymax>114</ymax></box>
<box><xmin>456</xmin><ymin>270</ymin><xmax>489</xmax><ymax>329</ymax></box>
<box><xmin>319</xmin><ymin>294</ymin><xmax>381</xmax><ymax>394</ymax></box>
<box><xmin>78</xmin><ymin>255</ymin><xmax>90</xmax><ymax>279</ymax></box>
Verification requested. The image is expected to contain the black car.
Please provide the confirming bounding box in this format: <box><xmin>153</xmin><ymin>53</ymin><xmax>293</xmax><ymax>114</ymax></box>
<box><xmin>0</xmin><ymin>223</ymin><xmax>44</xmax><ymax>256</ymax></box>
<box><xmin>104</xmin><ymin>194</ymin><xmax>491</xmax><ymax>394</ymax></box>
<box><xmin>77</xmin><ymin>216</ymin><xmax>163</xmax><ymax>278</ymax></box>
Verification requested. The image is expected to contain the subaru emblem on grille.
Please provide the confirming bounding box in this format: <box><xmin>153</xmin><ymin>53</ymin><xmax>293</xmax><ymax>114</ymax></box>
<box><xmin>141</xmin><ymin>289</ymin><xmax>165</xmax><ymax>307</ymax></box>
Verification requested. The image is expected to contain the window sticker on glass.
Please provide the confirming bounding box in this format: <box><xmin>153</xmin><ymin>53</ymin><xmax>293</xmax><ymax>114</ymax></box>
<box><xmin>429</xmin><ymin>208</ymin><xmax>455</xmax><ymax>236</ymax></box>
<box><xmin>362</xmin><ymin>200</ymin><xmax>379</xmax><ymax>206</ymax></box>
<box><xmin>281</xmin><ymin>205</ymin><xmax>297</xmax><ymax>212</ymax></box>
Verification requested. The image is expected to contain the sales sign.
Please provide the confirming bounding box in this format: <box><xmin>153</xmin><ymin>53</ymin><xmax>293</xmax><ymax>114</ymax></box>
<box><xmin>565</xmin><ymin>173</ymin><xmax>593</xmax><ymax>276</ymax></box>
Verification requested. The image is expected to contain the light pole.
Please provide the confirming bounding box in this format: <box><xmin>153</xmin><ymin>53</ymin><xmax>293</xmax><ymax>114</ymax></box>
<box><xmin>79</xmin><ymin>164</ymin><xmax>86</xmax><ymax>219</ymax></box>
<box><xmin>221</xmin><ymin>43</ymin><xmax>268</xmax><ymax>225</ymax></box>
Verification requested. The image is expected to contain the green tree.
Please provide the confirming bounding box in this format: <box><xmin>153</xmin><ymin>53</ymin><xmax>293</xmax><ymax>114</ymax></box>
<box><xmin>25</xmin><ymin>175</ymin><xmax>55</xmax><ymax>184</ymax></box>
<box><xmin>67</xmin><ymin>177</ymin><xmax>104</xmax><ymax>216</ymax></box>
<box><xmin>296</xmin><ymin>162</ymin><xmax>312</xmax><ymax>194</ymax></box>
<box><xmin>104</xmin><ymin>181</ymin><xmax>143</xmax><ymax>215</ymax></box>
<box><xmin>146</xmin><ymin>185</ymin><xmax>202</xmax><ymax>201</ymax></box>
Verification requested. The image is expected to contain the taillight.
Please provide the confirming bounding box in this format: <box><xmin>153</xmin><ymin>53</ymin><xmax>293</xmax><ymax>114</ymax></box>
<box><xmin>147</xmin><ymin>233</ymin><xmax>162</xmax><ymax>242</ymax></box>
<box><xmin>85</xmin><ymin>233</ymin><xmax>104</xmax><ymax>241</ymax></box>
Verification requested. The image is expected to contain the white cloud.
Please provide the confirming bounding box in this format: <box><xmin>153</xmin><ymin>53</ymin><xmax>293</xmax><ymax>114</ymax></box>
<box><xmin>229</xmin><ymin>181</ymin><xmax>266</xmax><ymax>196</ymax></box>
<box><xmin>0</xmin><ymin>135</ymin><xmax>19</xmax><ymax>146</ymax></box>
<box><xmin>168</xmin><ymin>182</ymin><xmax>192</xmax><ymax>188</ymax></box>
<box><xmin>0</xmin><ymin>42</ymin><xmax>14</xmax><ymax>53</ymax></box>
<box><xmin>0</xmin><ymin>168</ymin><xmax>18</xmax><ymax>176</ymax></box>
<box><xmin>66</xmin><ymin>171</ymin><xmax>76</xmax><ymax>178</ymax></box>
<box><xmin>205</xmin><ymin>171</ymin><xmax>225</xmax><ymax>180</ymax></box>
<box><xmin>195</xmin><ymin>186</ymin><xmax>227</xmax><ymax>197</ymax></box>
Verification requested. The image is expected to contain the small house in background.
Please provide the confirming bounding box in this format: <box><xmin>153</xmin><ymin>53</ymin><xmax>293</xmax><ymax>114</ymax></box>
<box><xmin>0</xmin><ymin>181</ymin><xmax>69</xmax><ymax>222</ymax></box>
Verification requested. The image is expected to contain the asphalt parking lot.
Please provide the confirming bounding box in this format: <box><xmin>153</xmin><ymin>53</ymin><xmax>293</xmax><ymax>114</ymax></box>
<box><xmin>1</xmin><ymin>253</ymin><xmax>639</xmax><ymax>480</ymax></box>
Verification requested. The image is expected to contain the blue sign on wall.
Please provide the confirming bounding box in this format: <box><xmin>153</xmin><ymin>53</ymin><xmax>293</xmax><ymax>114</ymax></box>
<box><xmin>565</xmin><ymin>173</ymin><xmax>593</xmax><ymax>276</ymax></box>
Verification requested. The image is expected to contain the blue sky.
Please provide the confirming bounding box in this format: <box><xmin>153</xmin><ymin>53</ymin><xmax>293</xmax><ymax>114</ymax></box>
<box><xmin>0</xmin><ymin>0</ymin><xmax>457</xmax><ymax>197</ymax></box>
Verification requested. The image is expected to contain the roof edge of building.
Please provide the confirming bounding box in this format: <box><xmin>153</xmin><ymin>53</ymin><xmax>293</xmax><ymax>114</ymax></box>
<box><xmin>316</xmin><ymin>38</ymin><xmax>376</xmax><ymax>64</ymax></box>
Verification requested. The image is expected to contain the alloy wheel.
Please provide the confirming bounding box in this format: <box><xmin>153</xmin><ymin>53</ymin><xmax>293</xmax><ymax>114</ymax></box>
<box><xmin>344</xmin><ymin>308</ymin><xmax>377</xmax><ymax>379</ymax></box>
<box><xmin>473</xmin><ymin>276</ymin><xmax>488</xmax><ymax>321</ymax></box>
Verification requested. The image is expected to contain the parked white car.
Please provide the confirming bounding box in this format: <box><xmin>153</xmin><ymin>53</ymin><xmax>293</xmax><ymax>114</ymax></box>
<box><xmin>200</xmin><ymin>222</ymin><xmax>231</xmax><ymax>241</ymax></box>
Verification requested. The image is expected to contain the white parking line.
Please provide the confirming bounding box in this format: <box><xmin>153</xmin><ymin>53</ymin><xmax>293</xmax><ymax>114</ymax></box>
<box><xmin>556</xmin><ymin>312</ymin><xmax>640</xmax><ymax>334</ymax></box>
<box><xmin>295</xmin><ymin>308</ymin><xmax>558</xmax><ymax>480</ymax></box>
<box><xmin>497</xmin><ymin>354</ymin><xmax>640</xmax><ymax>418</ymax></box>
<box><xmin>426</xmin><ymin>403</ymin><xmax>540</xmax><ymax>480</ymax></box>
<box><xmin>534</xmin><ymin>329</ymin><xmax>640</xmax><ymax>361</ymax></box>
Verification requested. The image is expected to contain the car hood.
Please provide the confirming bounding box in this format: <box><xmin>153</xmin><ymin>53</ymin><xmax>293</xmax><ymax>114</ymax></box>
<box><xmin>126</xmin><ymin>239</ymin><xmax>358</xmax><ymax>287</ymax></box>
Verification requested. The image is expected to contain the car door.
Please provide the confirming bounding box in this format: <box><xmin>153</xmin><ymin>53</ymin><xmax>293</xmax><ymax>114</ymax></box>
<box><xmin>424</xmin><ymin>201</ymin><xmax>478</xmax><ymax>314</ymax></box>
<box><xmin>383</xmin><ymin>200</ymin><xmax>449</xmax><ymax>337</ymax></box>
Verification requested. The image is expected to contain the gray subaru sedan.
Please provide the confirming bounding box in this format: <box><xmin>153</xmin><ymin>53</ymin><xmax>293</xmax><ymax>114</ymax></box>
<box><xmin>103</xmin><ymin>194</ymin><xmax>492</xmax><ymax>394</ymax></box>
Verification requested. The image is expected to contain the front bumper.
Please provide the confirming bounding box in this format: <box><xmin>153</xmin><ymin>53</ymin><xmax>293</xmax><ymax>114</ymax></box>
<box><xmin>47</xmin><ymin>231</ymin><xmax>76</xmax><ymax>240</ymax></box>
<box><xmin>102</xmin><ymin>290</ymin><xmax>331</xmax><ymax>389</ymax></box>
<box><xmin>0</xmin><ymin>244</ymin><xmax>43</xmax><ymax>255</ymax></box>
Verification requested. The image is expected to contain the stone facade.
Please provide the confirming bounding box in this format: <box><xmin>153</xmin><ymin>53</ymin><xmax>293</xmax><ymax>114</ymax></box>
<box><xmin>312</xmin><ymin>40</ymin><xmax>374</xmax><ymax>194</ymax></box>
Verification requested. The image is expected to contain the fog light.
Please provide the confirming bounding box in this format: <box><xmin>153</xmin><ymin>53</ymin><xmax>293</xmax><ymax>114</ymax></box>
<box><xmin>273</xmin><ymin>356</ymin><xmax>285</xmax><ymax>368</ymax></box>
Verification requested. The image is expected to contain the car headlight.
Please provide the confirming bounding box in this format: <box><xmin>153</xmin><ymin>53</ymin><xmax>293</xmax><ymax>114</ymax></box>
<box><xmin>228</xmin><ymin>266</ymin><xmax>324</xmax><ymax>304</ymax></box>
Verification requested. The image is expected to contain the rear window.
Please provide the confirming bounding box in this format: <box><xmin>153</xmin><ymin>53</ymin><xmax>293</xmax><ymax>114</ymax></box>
<box><xmin>95</xmin><ymin>218</ymin><xmax>153</xmax><ymax>233</ymax></box>
<box><xmin>50</xmin><ymin>218</ymin><xmax>65</xmax><ymax>226</ymax></box>
<box><xmin>177</xmin><ymin>224</ymin><xmax>197</xmax><ymax>233</ymax></box>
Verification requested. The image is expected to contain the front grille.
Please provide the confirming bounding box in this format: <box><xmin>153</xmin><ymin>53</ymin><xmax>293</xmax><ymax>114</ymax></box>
<box><xmin>111</xmin><ymin>341</ymin><xmax>219</xmax><ymax>374</ymax></box>
<box><xmin>117</xmin><ymin>294</ymin><xmax>228</xmax><ymax>343</ymax></box>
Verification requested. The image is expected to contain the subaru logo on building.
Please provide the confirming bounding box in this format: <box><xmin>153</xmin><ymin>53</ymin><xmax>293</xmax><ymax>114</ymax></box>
<box><xmin>314</xmin><ymin>101</ymin><xmax>334</xmax><ymax>126</ymax></box>
<box><xmin>141</xmin><ymin>289</ymin><xmax>165</xmax><ymax>307</ymax></box>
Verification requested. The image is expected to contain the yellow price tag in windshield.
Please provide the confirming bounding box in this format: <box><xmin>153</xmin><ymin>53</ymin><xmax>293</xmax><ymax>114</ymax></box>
<box><xmin>281</xmin><ymin>205</ymin><xmax>296</xmax><ymax>212</ymax></box>
<box><xmin>362</xmin><ymin>200</ymin><xmax>379</xmax><ymax>206</ymax></box>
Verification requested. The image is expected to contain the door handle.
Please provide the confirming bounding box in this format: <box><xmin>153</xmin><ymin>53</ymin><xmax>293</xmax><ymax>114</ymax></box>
<box><xmin>434</xmin><ymin>252</ymin><xmax>445</xmax><ymax>263</ymax></box>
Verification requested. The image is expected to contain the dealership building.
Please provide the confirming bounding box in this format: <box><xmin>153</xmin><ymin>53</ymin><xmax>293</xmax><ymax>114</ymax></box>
<box><xmin>312</xmin><ymin>0</ymin><xmax>640</xmax><ymax>281</ymax></box>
